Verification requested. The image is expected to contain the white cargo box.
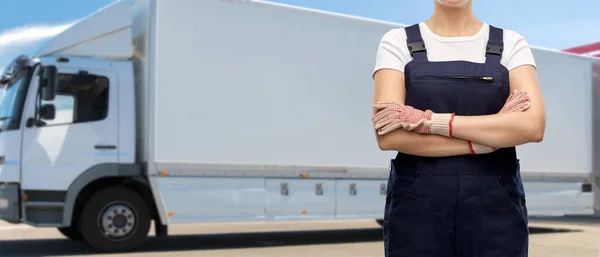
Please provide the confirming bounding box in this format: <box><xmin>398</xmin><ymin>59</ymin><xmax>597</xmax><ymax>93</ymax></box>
<box><xmin>131</xmin><ymin>0</ymin><xmax>398</xmax><ymax>174</ymax></box>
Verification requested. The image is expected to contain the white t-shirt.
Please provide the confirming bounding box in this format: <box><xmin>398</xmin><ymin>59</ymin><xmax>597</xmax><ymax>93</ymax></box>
<box><xmin>373</xmin><ymin>22</ymin><xmax>536</xmax><ymax>76</ymax></box>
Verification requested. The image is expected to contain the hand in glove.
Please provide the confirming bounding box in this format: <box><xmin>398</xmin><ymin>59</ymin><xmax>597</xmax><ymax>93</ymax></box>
<box><xmin>498</xmin><ymin>89</ymin><xmax>531</xmax><ymax>113</ymax></box>
<box><xmin>467</xmin><ymin>90</ymin><xmax>532</xmax><ymax>154</ymax></box>
<box><xmin>371</xmin><ymin>103</ymin><xmax>454</xmax><ymax>137</ymax></box>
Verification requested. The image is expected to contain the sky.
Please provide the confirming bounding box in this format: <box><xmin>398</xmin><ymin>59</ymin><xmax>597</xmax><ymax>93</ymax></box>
<box><xmin>0</xmin><ymin>0</ymin><xmax>598</xmax><ymax>70</ymax></box>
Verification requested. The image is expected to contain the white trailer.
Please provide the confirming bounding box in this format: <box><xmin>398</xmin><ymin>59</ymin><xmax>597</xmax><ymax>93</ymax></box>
<box><xmin>0</xmin><ymin>0</ymin><xmax>596</xmax><ymax>252</ymax></box>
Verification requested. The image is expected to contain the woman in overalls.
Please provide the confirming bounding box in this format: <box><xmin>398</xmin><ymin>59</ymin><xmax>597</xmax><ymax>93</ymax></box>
<box><xmin>371</xmin><ymin>0</ymin><xmax>546</xmax><ymax>256</ymax></box>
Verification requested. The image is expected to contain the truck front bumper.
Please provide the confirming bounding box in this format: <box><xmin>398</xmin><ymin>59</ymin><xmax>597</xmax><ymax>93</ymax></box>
<box><xmin>0</xmin><ymin>183</ymin><xmax>19</xmax><ymax>223</ymax></box>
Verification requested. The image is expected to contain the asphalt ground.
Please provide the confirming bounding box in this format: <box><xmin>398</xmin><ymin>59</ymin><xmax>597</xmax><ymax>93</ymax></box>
<box><xmin>1</xmin><ymin>217</ymin><xmax>599</xmax><ymax>257</ymax></box>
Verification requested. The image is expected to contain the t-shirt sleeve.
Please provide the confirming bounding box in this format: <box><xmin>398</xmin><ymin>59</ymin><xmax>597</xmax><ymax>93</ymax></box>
<box><xmin>373</xmin><ymin>29</ymin><xmax>411</xmax><ymax>78</ymax></box>
<box><xmin>502</xmin><ymin>30</ymin><xmax>537</xmax><ymax>71</ymax></box>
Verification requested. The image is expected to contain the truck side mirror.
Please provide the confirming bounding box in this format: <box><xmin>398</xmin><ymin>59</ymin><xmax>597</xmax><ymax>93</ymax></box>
<box><xmin>39</xmin><ymin>104</ymin><xmax>56</xmax><ymax>120</ymax></box>
<box><xmin>40</xmin><ymin>65</ymin><xmax>58</xmax><ymax>101</ymax></box>
<box><xmin>0</xmin><ymin>74</ymin><xmax>12</xmax><ymax>84</ymax></box>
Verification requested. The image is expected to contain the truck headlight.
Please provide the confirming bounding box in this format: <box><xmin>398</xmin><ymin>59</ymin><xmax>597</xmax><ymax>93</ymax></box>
<box><xmin>0</xmin><ymin>198</ymin><xmax>8</xmax><ymax>209</ymax></box>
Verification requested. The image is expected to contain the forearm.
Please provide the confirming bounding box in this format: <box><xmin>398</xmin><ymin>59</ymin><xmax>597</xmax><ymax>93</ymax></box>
<box><xmin>376</xmin><ymin>128</ymin><xmax>472</xmax><ymax>157</ymax></box>
<box><xmin>449</xmin><ymin>65</ymin><xmax>546</xmax><ymax>148</ymax></box>
<box><xmin>373</xmin><ymin>89</ymin><xmax>543</xmax><ymax>148</ymax></box>
<box><xmin>451</xmin><ymin>111</ymin><xmax>544</xmax><ymax>148</ymax></box>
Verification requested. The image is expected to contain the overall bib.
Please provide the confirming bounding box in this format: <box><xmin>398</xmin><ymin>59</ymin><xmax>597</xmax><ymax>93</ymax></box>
<box><xmin>383</xmin><ymin>24</ymin><xmax>529</xmax><ymax>257</ymax></box>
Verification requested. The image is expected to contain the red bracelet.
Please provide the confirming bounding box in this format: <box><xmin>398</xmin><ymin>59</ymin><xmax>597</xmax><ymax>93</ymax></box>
<box><xmin>467</xmin><ymin>141</ymin><xmax>476</xmax><ymax>155</ymax></box>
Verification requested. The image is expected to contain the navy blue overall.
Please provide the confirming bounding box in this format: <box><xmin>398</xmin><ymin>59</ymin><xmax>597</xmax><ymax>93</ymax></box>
<box><xmin>383</xmin><ymin>24</ymin><xmax>529</xmax><ymax>257</ymax></box>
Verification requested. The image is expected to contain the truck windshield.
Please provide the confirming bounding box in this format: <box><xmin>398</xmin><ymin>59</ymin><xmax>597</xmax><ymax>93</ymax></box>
<box><xmin>0</xmin><ymin>66</ymin><xmax>32</xmax><ymax>132</ymax></box>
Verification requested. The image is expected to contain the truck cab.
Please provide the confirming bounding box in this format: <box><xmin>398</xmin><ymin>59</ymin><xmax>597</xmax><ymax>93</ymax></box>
<box><xmin>0</xmin><ymin>52</ymin><xmax>145</xmax><ymax>233</ymax></box>
<box><xmin>0</xmin><ymin>2</ymin><xmax>153</xmax><ymax>248</ymax></box>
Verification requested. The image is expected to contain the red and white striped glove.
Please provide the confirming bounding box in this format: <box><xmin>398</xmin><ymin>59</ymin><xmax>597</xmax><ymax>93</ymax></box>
<box><xmin>372</xmin><ymin>103</ymin><xmax>454</xmax><ymax>137</ymax></box>
<box><xmin>467</xmin><ymin>90</ymin><xmax>532</xmax><ymax>154</ymax></box>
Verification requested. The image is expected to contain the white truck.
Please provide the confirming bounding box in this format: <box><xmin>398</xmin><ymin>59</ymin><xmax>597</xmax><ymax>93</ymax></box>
<box><xmin>0</xmin><ymin>0</ymin><xmax>596</xmax><ymax>252</ymax></box>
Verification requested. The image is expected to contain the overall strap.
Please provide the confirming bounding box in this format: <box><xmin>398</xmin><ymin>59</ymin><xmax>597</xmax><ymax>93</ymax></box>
<box><xmin>405</xmin><ymin>24</ymin><xmax>428</xmax><ymax>61</ymax></box>
<box><xmin>485</xmin><ymin>25</ymin><xmax>504</xmax><ymax>65</ymax></box>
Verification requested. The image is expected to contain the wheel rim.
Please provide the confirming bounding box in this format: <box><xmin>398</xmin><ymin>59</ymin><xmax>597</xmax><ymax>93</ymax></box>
<box><xmin>98</xmin><ymin>201</ymin><xmax>139</xmax><ymax>241</ymax></box>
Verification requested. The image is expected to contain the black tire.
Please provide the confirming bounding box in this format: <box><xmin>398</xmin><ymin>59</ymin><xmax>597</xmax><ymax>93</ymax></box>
<box><xmin>57</xmin><ymin>226</ymin><xmax>83</xmax><ymax>241</ymax></box>
<box><xmin>77</xmin><ymin>186</ymin><xmax>151</xmax><ymax>252</ymax></box>
<box><xmin>376</xmin><ymin>219</ymin><xmax>384</xmax><ymax>227</ymax></box>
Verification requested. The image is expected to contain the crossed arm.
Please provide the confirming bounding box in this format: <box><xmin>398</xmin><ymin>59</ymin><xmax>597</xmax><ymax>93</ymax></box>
<box><xmin>372</xmin><ymin>65</ymin><xmax>546</xmax><ymax>157</ymax></box>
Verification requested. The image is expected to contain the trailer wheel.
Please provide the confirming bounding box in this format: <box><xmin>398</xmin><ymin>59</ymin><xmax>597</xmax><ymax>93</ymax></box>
<box><xmin>57</xmin><ymin>226</ymin><xmax>83</xmax><ymax>240</ymax></box>
<box><xmin>77</xmin><ymin>186</ymin><xmax>151</xmax><ymax>252</ymax></box>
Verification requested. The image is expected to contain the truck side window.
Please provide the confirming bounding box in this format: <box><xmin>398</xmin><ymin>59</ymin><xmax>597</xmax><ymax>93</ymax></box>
<box><xmin>40</xmin><ymin>73</ymin><xmax>109</xmax><ymax>126</ymax></box>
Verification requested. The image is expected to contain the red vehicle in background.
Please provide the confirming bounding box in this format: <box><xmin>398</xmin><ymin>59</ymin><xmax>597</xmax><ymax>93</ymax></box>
<box><xmin>563</xmin><ymin>42</ymin><xmax>600</xmax><ymax>58</ymax></box>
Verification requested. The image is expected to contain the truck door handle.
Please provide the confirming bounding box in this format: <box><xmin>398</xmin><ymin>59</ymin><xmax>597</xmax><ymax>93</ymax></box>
<box><xmin>94</xmin><ymin>145</ymin><xmax>116</xmax><ymax>150</ymax></box>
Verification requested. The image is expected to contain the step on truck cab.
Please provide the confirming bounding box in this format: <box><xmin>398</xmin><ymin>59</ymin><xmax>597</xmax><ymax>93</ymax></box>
<box><xmin>0</xmin><ymin>0</ymin><xmax>596</xmax><ymax>253</ymax></box>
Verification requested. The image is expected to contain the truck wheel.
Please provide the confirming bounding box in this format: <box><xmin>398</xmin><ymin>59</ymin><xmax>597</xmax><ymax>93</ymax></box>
<box><xmin>57</xmin><ymin>226</ymin><xmax>83</xmax><ymax>240</ymax></box>
<box><xmin>77</xmin><ymin>186</ymin><xmax>151</xmax><ymax>252</ymax></box>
